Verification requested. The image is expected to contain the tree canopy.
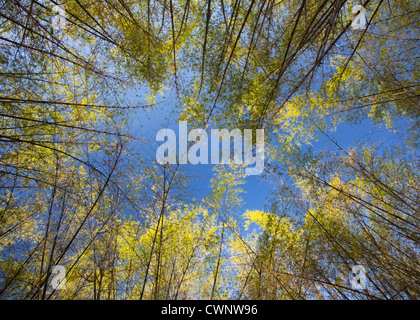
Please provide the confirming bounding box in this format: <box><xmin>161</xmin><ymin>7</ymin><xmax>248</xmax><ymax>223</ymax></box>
<box><xmin>0</xmin><ymin>0</ymin><xmax>418</xmax><ymax>300</ymax></box>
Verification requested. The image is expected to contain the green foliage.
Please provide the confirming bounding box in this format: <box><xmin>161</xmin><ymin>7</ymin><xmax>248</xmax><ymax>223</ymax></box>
<box><xmin>0</xmin><ymin>0</ymin><xmax>418</xmax><ymax>300</ymax></box>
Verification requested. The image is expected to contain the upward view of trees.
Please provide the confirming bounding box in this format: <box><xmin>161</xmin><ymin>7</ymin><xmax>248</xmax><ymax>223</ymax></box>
<box><xmin>0</xmin><ymin>0</ymin><xmax>418</xmax><ymax>300</ymax></box>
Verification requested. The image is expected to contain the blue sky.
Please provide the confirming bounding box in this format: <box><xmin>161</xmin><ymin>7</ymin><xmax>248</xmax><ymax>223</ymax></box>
<box><xmin>125</xmin><ymin>82</ymin><xmax>409</xmax><ymax>218</ymax></box>
<box><xmin>126</xmin><ymin>90</ymin><xmax>273</xmax><ymax>213</ymax></box>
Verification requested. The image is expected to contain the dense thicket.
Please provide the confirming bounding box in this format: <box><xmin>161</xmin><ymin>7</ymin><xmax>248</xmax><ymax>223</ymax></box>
<box><xmin>0</xmin><ymin>0</ymin><xmax>418</xmax><ymax>299</ymax></box>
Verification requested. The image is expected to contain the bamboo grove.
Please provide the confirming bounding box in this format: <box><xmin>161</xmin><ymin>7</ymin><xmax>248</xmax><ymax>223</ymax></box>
<box><xmin>0</xmin><ymin>0</ymin><xmax>419</xmax><ymax>300</ymax></box>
